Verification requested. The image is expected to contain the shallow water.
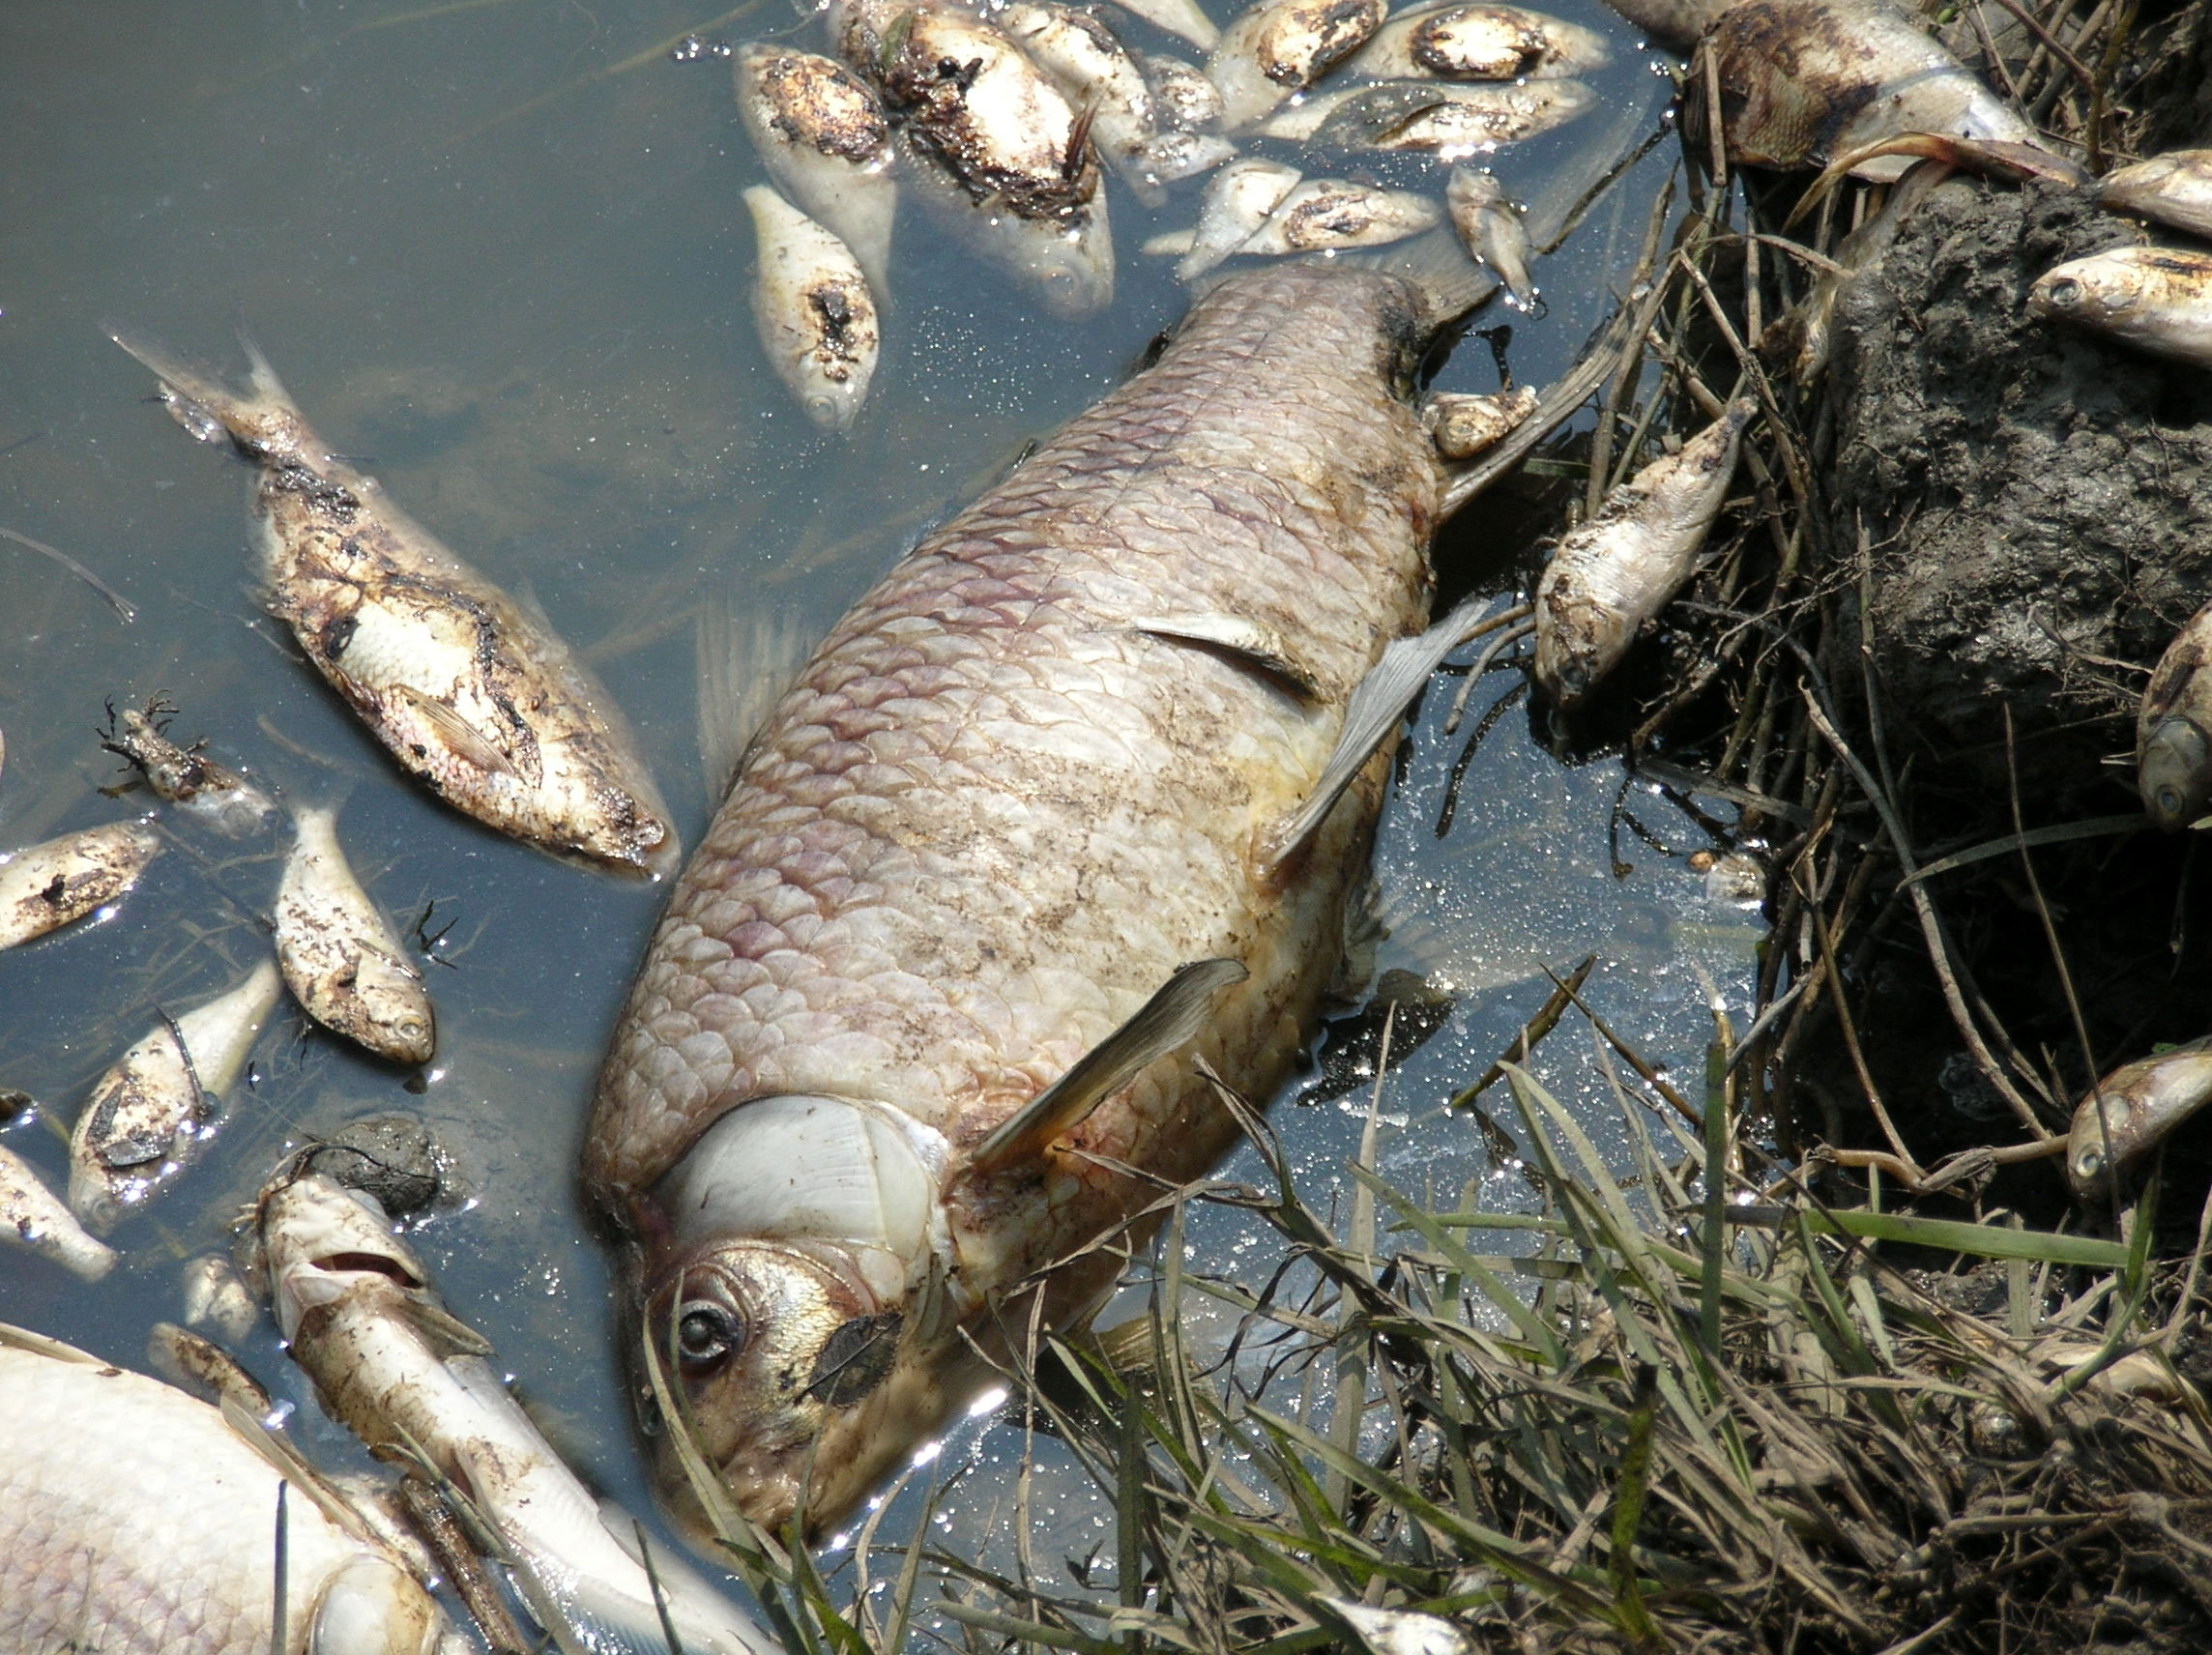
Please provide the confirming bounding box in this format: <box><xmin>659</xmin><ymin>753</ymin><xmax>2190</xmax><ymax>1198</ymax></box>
<box><xmin>0</xmin><ymin>0</ymin><xmax>1749</xmax><ymax>1638</ymax></box>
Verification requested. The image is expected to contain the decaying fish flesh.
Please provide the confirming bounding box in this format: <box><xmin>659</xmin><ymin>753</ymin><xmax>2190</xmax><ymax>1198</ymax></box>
<box><xmin>1208</xmin><ymin>0</ymin><xmax>1388</xmax><ymax>131</ymax></box>
<box><xmin>845</xmin><ymin>0</ymin><xmax>1115</xmax><ymax>317</ymax></box>
<box><xmin>2098</xmin><ymin>150</ymin><xmax>2212</xmax><ymax>243</ymax></box>
<box><xmin>1348</xmin><ymin>2</ymin><xmax>1611</xmax><ymax>80</ymax></box>
<box><xmin>256</xmin><ymin>1171</ymin><xmax>780</xmax><ymax>1655</ymax></box>
<box><xmin>183</xmin><ymin>1252</ymin><xmax>263</xmax><ymax>1344</ymax></box>
<box><xmin>2067</xmin><ymin>1037</ymin><xmax>2212</xmax><ymax>1197</ymax></box>
<box><xmin>2029</xmin><ymin>245</ymin><xmax>2212</xmax><ymax>369</ymax></box>
<box><xmin>1178</xmin><ymin>157</ymin><xmax>1303</xmax><ymax>278</ymax></box>
<box><xmin>69</xmin><ymin>958</ymin><xmax>283</xmax><ymax>1233</ymax></box>
<box><xmin>587</xmin><ymin>260</ymin><xmax>1469</xmax><ymax>1537</ymax></box>
<box><xmin>1694</xmin><ymin>0</ymin><xmax>2041</xmax><ymax>182</ymax></box>
<box><xmin>1141</xmin><ymin>50</ymin><xmax>1227</xmax><ymax>131</ymax></box>
<box><xmin>274</xmin><ymin>804</ymin><xmax>436</xmax><ymax>1065</ymax></box>
<box><xmin>1003</xmin><ymin>3</ymin><xmax>1221</xmax><ymax>200</ymax></box>
<box><xmin>108</xmin><ymin>331</ymin><xmax>679</xmax><ymax>876</ymax></box>
<box><xmin>1236</xmin><ymin>178</ymin><xmax>1442</xmax><ymax>254</ymax></box>
<box><xmin>2135</xmin><ymin>597</ymin><xmax>2212</xmax><ymax>830</ymax></box>
<box><xmin>1256</xmin><ymin>77</ymin><xmax>1595</xmax><ymax>151</ymax></box>
<box><xmin>100</xmin><ymin>699</ymin><xmax>277</xmax><ymax>838</ymax></box>
<box><xmin>1445</xmin><ymin>166</ymin><xmax>1535</xmax><ymax>305</ymax></box>
<box><xmin>745</xmin><ymin>186</ymin><xmax>882</xmax><ymax>433</ymax></box>
<box><xmin>0</xmin><ymin>1141</ymin><xmax>115</xmax><ymax>1281</ymax></box>
<box><xmin>1424</xmin><ymin>385</ymin><xmax>1539</xmax><ymax>458</ymax></box>
<box><xmin>0</xmin><ymin>1321</ymin><xmax>453</xmax><ymax>1655</ymax></box>
<box><xmin>1105</xmin><ymin>0</ymin><xmax>1221</xmax><ymax>50</ymax></box>
<box><xmin>733</xmin><ymin>44</ymin><xmax>898</xmax><ymax>287</ymax></box>
<box><xmin>0</xmin><ymin>820</ymin><xmax>160</xmax><ymax>951</ymax></box>
<box><xmin>1533</xmin><ymin>398</ymin><xmax>1755</xmax><ymax>705</ymax></box>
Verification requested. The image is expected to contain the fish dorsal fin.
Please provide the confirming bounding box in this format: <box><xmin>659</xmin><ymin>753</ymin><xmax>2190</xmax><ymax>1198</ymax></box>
<box><xmin>1134</xmin><ymin>615</ymin><xmax>1323</xmax><ymax>700</ymax></box>
<box><xmin>0</xmin><ymin>1321</ymin><xmax>104</xmax><ymax>1365</ymax></box>
<box><xmin>217</xmin><ymin>1392</ymin><xmax>379</xmax><ymax>1545</ymax></box>
<box><xmin>1266</xmin><ymin>596</ymin><xmax>1506</xmax><ymax>870</ymax></box>
<box><xmin>971</xmin><ymin>958</ymin><xmax>1249</xmax><ymax>1175</ymax></box>
<box><xmin>391</xmin><ymin>684</ymin><xmax>516</xmax><ymax>777</ymax></box>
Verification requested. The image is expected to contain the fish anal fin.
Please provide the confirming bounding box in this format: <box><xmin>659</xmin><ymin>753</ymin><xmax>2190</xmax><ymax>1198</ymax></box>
<box><xmin>217</xmin><ymin>1392</ymin><xmax>380</xmax><ymax>1545</ymax></box>
<box><xmin>971</xmin><ymin>957</ymin><xmax>1250</xmax><ymax>1175</ymax></box>
<box><xmin>1134</xmin><ymin>615</ymin><xmax>1324</xmax><ymax>701</ymax></box>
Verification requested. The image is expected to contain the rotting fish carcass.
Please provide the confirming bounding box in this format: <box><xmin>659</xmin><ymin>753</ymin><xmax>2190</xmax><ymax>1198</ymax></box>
<box><xmin>1208</xmin><ymin>0</ymin><xmax>1389</xmax><ymax>131</ymax></box>
<box><xmin>69</xmin><ymin>957</ymin><xmax>283</xmax><ymax>1233</ymax></box>
<box><xmin>1348</xmin><ymin>2</ymin><xmax>1612</xmax><ymax>81</ymax></box>
<box><xmin>2097</xmin><ymin>150</ymin><xmax>2212</xmax><ymax>243</ymax></box>
<box><xmin>1423</xmin><ymin>385</ymin><xmax>1539</xmax><ymax>459</ymax></box>
<box><xmin>1001</xmin><ymin>3</ymin><xmax>1188</xmax><ymax>202</ymax></box>
<box><xmin>1236</xmin><ymin>178</ymin><xmax>1442</xmax><ymax>253</ymax></box>
<box><xmin>733</xmin><ymin>44</ymin><xmax>898</xmax><ymax>289</ymax></box>
<box><xmin>0</xmin><ymin>819</ymin><xmax>161</xmax><ymax>951</ymax></box>
<box><xmin>0</xmin><ymin>1321</ymin><xmax>454</xmax><ymax>1655</ymax></box>
<box><xmin>744</xmin><ymin>186</ymin><xmax>883</xmax><ymax>434</ymax></box>
<box><xmin>255</xmin><ymin>1170</ymin><xmax>781</xmax><ymax>1655</ymax></box>
<box><xmin>1256</xmin><ymin>78</ymin><xmax>1596</xmax><ymax>151</ymax></box>
<box><xmin>1533</xmin><ymin>397</ymin><xmax>1755</xmax><ymax>706</ymax></box>
<box><xmin>2067</xmin><ymin>1037</ymin><xmax>2212</xmax><ymax>1198</ymax></box>
<box><xmin>107</xmin><ymin>330</ymin><xmax>679</xmax><ymax>877</ymax></box>
<box><xmin>1105</xmin><ymin>0</ymin><xmax>1222</xmax><ymax>51</ymax></box>
<box><xmin>1140</xmin><ymin>50</ymin><xmax>1227</xmax><ymax>133</ymax></box>
<box><xmin>99</xmin><ymin>698</ymin><xmax>277</xmax><ymax>839</ymax></box>
<box><xmin>2029</xmin><ymin>245</ymin><xmax>2212</xmax><ymax>369</ymax></box>
<box><xmin>274</xmin><ymin>804</ymin><xmax>436</xmax><ymax>1065</ymax></box>
<box><xmin>1177</xmin><ymin>157</ymin><xmax>1303</xmax><ymax>278</ymax></box>
<box><xmin>1445</xmin><ymin>166</ymin><xmax>1536</xmax><ymax>306</ymax></box>
<box><xmin>2134</xmin><ymin>596</ymin><xmax>2212</xmax><ymax>830</ymax></box>
<box><xmin>0</xmin><ymin>1141</ymin><xmax>115</xmax><ymax>1281</ymax></box>
<box><xmin>588</xmin><ymin>259</ymin><xmax>1472</xmax><ymax>1538</ymax></box>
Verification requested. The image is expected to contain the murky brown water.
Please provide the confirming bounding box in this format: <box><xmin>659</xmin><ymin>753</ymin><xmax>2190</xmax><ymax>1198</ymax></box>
<box><xmin>0</xmin><ymin>0</ymin><xmax>1750</xmax><ymax>1632</ymax></box>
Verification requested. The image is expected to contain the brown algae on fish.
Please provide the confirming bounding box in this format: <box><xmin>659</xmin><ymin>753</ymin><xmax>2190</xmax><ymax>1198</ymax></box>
<box><xmin>107</xmin><ymin>329</ymin><xmax>679</xmax><ymax>876</ymax></box>
<box><xmin>274</xmin><ymin>803</ymin><xmax>436</xmax><ymax>1065</ymax></box>
<box><xmin>733</xmin><ymin>44</ymin><xmax>898</xmax><ymax>289</ymax></box>
<box><xmin>0</xmin><ymin>820</ymin><xmax>161</xmax><ymax>951</ymax></box>
<box><xmin>100</xmin><ymin>697</ymin><xmax>276</xmax><ymax>839</ymax></box>
<box><xmin>743</xmin><ymin>186</ymin><xmax>882</xmax><ymax>433</ymax></box>
<box><xmin>1349</xmin><ymin>2</ymin><xmax>1612</xmax><ymax>81</ymax></box>
<box><xmin>2029</xmin><ymin>245</ymin><xmax>2212</xmax><ymax>369</ymax></box>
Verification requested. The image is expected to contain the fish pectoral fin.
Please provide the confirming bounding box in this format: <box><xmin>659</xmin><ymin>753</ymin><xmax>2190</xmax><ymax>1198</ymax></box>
<box><xmin>216</xmin><ymin>1393</ymin><xmax>380</xmax><ymax>1545</ymax></box>
<box><xmin>0</xmin><ymin>1321</ymin><xmax>103</xmax><ymax>1365</ymax></box>
<box><xmin>970</xmin><ymin>957</ymin><xmax>1250</xmax><ymax>1175</ymax></box>
<box><xmin>1133</xmin><ymin>614</ymin><xmax>1324</xmax><ymax>700</ymax></box>
<box><xmin>398</xmin><ymin>1294</ymin><xmax>497</xmax><ymax>1359</ymax></box>
<box><xmin>392</xmin><ymin>684</ymin><xmax>518</xmax><ymax>777</ymax></box>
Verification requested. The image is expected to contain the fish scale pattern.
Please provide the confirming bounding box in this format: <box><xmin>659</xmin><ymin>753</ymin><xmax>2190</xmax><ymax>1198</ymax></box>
<box><xmin>588</xmin><ymin>265</ymin><xmax>1440</xmax><ymax>1278</ymax></box>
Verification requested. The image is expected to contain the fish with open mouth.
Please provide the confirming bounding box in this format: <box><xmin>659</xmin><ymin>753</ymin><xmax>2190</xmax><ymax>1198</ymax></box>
<box><xmin>588</xmin><ymin>256</ymin><xmax>1483</xmax><ymax>1539</ymax></box>
<box><xmin>107</xmin><ymin>330</ymin><xmax>679</xmax><ymax>877</ymax></box>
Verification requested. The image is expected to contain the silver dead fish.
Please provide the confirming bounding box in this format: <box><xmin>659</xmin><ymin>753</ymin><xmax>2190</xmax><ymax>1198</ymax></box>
<box><xmin>69</xmin><ymin>957</ymin><xmax>283</xmax><ymax>1232</ymax></box>
<box><xmin>1256</xmin><ymin>77</ymin><xmax>1595</xmax><ymax>151</ymax></box>
<box><xmin>256</xmin><ymin>1171</ymin><xmax>781</xmax><ymax>1655</ymax></box>
<box><xmin>0</xmin><ymin>1321</ymin><xmax>453</xmax><ymax>1655</ymax></box>
<box><xmin>2098</xmin><ymin>150</ymin><xmax>2212</xmax><ymax>244</ymax></box>
<box><xmin>2067</xmin><ymin>1037</ymin><xmax>2212</xmax><ymax>1197</ymax></box>
<box><xmin>733</xmin><ymin>44</ymin><xmax>898</xmax><ymax>289</ymax></box>
<box><xmin>1237</xmin><ymin>177</ymin><xmax>1442</xmax><ymax>253</ymax></box>
<box><xmin>1178</xmin><ymin>156</ymin><xmax>1303</xmax><ymax>278</ymax></box>
<box><xmin>108</xmin><ymin>330</ymin><xmax>679</xmax><ymax>876</ymax></box>
<box><xmin>274</xmin><ymin>804</ymin><xmax>436</xmax><ymax>1065</ymax></box>
<box><xmin>0</xmin><ymin>820</ymin><xmax>161</xmax><ymax>951</ymax></box>
<box><xmin>1533</xmin><ymin>398</ymin><xmax>1755</xmax><ymax>705</ymax></box>
<box><xmin>0</xmin><ymin>1141</ymin><xmax>115</xmax><ymax>1281</ymax></box>
<box><xmin>2029</xmin><ymin>245</ymin><xmax>2212</xmax><ymax>369</ymax></box>
<box><xmin>1423</xmin><ymin>385</ymin><xmax>1539</xmax><ymax>459</ymax></box>
<box><xmin>1208</xmin><ymin>0</ymin><xmax>1388</xmax><ymax>131</ymax></box>
<box><xmin>2135</xmin><ymin>596</ymin><xmax>2212</xmax><ymax>830</ymax></box>
<box><xmin>744</xmin><ymin>186</ymin><xmax>882</xmax><ymax>433</ymax></box>
<box><xmin>1349</xmin><ymin>2</ymin><xmax>1611</xmax><ymax>80</ymax></box>
<box><xmin>1444</xmin><ymin>167</ymin><xmax>1535</xmax><ymax>305</ymax></box>
<box><xmin>183</xmin><ymin>1252</ymin><xmax>264</xmax><ymax>1344</ymax></box>
<box><xmin>100</xmin><ymin>698</ymin><xmax>277</xmax><ymax>838</ymax></box>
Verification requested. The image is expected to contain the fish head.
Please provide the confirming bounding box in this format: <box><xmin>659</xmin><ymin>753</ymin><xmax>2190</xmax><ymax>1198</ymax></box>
<box><xmin>354</xmin><ymin>951</ymin><xmax>437</xmax><ymax>1065</ymax></box>
<box><xmin>256</xmin><ymin>1172</ymin><xmax>439</xmax><ymax>1339</ymax></box>
<box><xmin>2068</xmin><ymin>1040</ymin><xmax>2212</xmax><ymax>1197</ymax></box>
<box><xmin>2030</xmin><ymin>253</ymin><xmax>2151</xmax><ymax>331</ymax></box>
<box><xmin>2138</xmin><ymin>713</ymin><xmax>2212</xmax><ymax>830</ymax></box>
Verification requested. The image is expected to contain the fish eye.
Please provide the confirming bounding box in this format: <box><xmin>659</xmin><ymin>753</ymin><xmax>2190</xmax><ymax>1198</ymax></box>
<box><xmin>2045</xmin><ymin>277</ymin><xmax>2082</xmax><ymax>308</ymax></box>
<box><xmin>674</xmin><ymin>1299</ymin><xmax>746</xmax><ymax>1369</ymax></box>
<box><xmin>2161</xmin><ymin>785</ymin><xmax>2188</xmax><ymax>819</ymax></box>
<box><xmin>2074</xmin><ymin>1145</ymin><xmax>2103</xmax><ymax>1180</ymax></box>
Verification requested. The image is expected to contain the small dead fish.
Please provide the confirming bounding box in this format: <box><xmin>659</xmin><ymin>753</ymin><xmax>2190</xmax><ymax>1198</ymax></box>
<box><xmin>1003</xmin><ymin>3</ymin><xmax>1171</xmax><ymax>199</ymax></box>
<box><xmin>2136</xmin><ymin>597</ymin><xmax>2212</xmax><ymax>830</ymax></box>
<box><xmin>1694</xmin><ymin>0</ymin><xmax>2040</xmax><ymax>182</ymax></box>
<box><xmin>733</xmin><ymin>44</ymin><xmax>898</xmax><ymax>288</ymax></box>
<box><xmin>2067</xmin><ymin>1037</ymin><xmax>2212</xmax><ymax>1197</ymax></box>
<box><xmin>1208</xmin><ymin>0</ymin><xmax>1388</xmax><ymax>131</ymax></box>
<box><xmin>1258</xmin><ymin>77</ymin><xmax>1594</xmax><ymax>151</ymax></box>
<box><xmin>0</xmin><ymin>820</ymin><xmax>160</xmax><ymax>950</ymax></box>
<box><xmin>100</xmin><ymin>699</ymin><xmax>277</xmax><ymax>838</ymax></box>
<box><xmin>145</xmin><ymin>1321</ymin><xmax>274</xmax><ymax>1417</ymax></box>
<box><xmin>68</xmin><ymin>957</ymin><xmax>283</xmax><ymax>1232</ymax></box>
<box><xmin>1533</xmin><ymin>398</ymin><xmax>1755</xmax><ymax>705</ymax></box>
<box><xmin>274</xmin><ymin>804</ymin><xmax>436</xmax><ymax>1065</ymax></box>
<box><xmin>257</xmin><ymin>1172</ymin><xmax>780</xmax><ymax>1655</ymax></box>
<box><xmin>1140</xmin><ymin>49</ymin><xmax>1227</xmax><ymax>131</ymax></box>
<box><xmin>1179</xmin><ymin>156</ymin><xmax>1302</xmax><ymax>278</ymax></box>
<box><xmin>1237</xmin><ymin>177</ymin><xmax>1441</xmax><ymax>254</ymax></box>
<box><xmin>0</xmin><ymin>1141</ymin><xmax>116</xmax><ymax>1280</ymax></box>
<box><xmin>1349</xmin><ymin>2</ymin><xmax>1610</xmax><ymax>80</ymax></box>
<box><xmin>2029</xmin><ymin>245</ymin><xmax>2212</xmax><ymax>369</ymax></box>
<box><xmin>183</xmin><ymin>1252</ymin><xmax>263</xmax><ymax>1343</ymax></box>
<box><xmin>109</xmin><ymin>331</ymin><xmax>679</xmax><ymax>877</ymax></box>
<box><xmin>1104</xmin><ymin>0</ymin><xmax>1221</xmax><ymax>50</ymax></box>
<box><xmin>1444</xmin><ymin>167</ymin><xmax>1535</xmax><ymax>305</ymax></box>
<box><xmin>744</xmin><ymin>186</ymin><xmax>882</xmax><ymax>433</ymax></box>
<box><xmin>2098</xmin><ymin>150</ymin><xmax>2212</xmax><ymax>244</ymax></box>
<box><xmin>1423</xmin><ymin>385</ymin><xmax>1539</xmax><ymax>459</ymax></box>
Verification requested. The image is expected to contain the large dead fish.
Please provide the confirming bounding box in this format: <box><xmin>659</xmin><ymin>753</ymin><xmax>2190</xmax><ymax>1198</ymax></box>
<box><xmin>107</xmin><ymin>331</ymin><xmax>679</xmax><ymax>877</ymax></box>
<box><xmin>0</xmin><ymin>1321</ymin><xmax>455</xmax><ymax>1655</ymax></box>
<box><xmin>588</xmin><ymin>259</ymin><xmax>1475</xmax><ymax>1538</ymax></box>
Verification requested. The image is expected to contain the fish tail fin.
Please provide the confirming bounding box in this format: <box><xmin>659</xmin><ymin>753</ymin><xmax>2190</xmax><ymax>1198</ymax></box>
<box><xmin>1332</xmin><ymin>227</ymin><xmax>1499</xmax><ymax>336</ymax></box>
<box><xmin>235</xmin><ymin>329</ymin><xmax>298</xmax><ymax>408</ymax></box>
<box><xmin>103</xmin><ymin>323</ymin><xmax>309</xmax><ymax>457</ymax></box>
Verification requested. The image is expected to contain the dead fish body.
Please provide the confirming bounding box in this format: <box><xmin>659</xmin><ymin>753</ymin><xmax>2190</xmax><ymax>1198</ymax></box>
<box><xmin>1445</xmin><ymin>166</ymin><xmax>1535</xmax><ymax>305</ymax></box>
<box><xmin>0</xmin><ymin>1142</ymin><xmax>115</xmax><ymax>1280</ymax></box>
<box><xmin>1141</xmin><ymin>50</ymin><xmax>1228</xmax><ymax>131</ymax></box>
<box><xmin>2067</xmin><ymin>1038</ymin><xmax>2212</xmax><ymax>1196</ymax></box>
<box><xmin>108</xmin><ymin>331</ymin><xmax>678</xmax><ymax>876</ymax></box>
<box><xmin>744</xmin><ymin>186</ymin><xmax>882</xmax><ymax>433</ymax></box>
<box><xmin>733</xmin><ymin>44</ymin><xmax>898</xmax><ymax>287</ymax></box>
<box><xmin>1696</xmin><ymin>0</ymin><xmax>2039</xmax><ymax>182</ymax></box>
<box><xmin>1237</xmin><ymin>177</ymin><xmax>1442</xmax><ymax>252</ymax></box>
<box><xmin>2135</xmin><ymin>597</ymin><xmax>2212</xmax><ymax>829</ymax></box>
<box><xmin>1105</xmin><ymin>0</ymin><xmax>1222</xmax><ymax>50</ymax></box>
<box><xmin>68</xmin><ymin>958</ymin><xmax>283</xmax><ymax>1233</ymax></box>
<box><xmin>1208</xmin><ymin>0</ymin><xmax>1389</xmax><ymax>131</ymax></box>
<box><xmin>0</xmin><ymin>820</ymin><xmax>161</xmax><ymax>950</ymax></box>
<box><xmin>1423</xmin><ymin>385</ymin><xmax>1539</xmax><ymax>458</ymax></box>
<box><xmin>256</xmin><ymin>1173</ymin><xmax>779</xmax><ymax>1655</ymax></box>
<box><xmin>100</xmin><ymin>701</ymin><xmax>276</xmax><ymax>838</ymax></box>
<box><xmin>1257</xmin><ymin>77</ymin><xmax>1595</xmax><ymax>150</ymax></box>
<box><xmin>2029</xmin><ymin>245</ymin><xmax>2212</xmax><ymax>369</ymax></box>
<box><xmin>274</xmin><ymin>804</ymin><xmax>435</xmax><ymax>1064</ymax></box>
<box><xmin>0</xmin><ymin>1323</ymin><xmax>451</xmax><ymax>1655</ymax></box>
<box><xmin>1178</xmin><ymin>156</ymin><xmax>1303</xmax><ymax>278</ymax></box>
<box><xmin>1002</xmin><ymin>3</ymin><xmax>1169</xmax><ymax>197</ymax></box>
<box><xmin>2098</xmin><ymin>150</ymin><xmax>2212</xmax><ymax>242</ymax></box>
<box><xmin>1533</xmin><ymin>399</ymin><xmax>1754</xmax><ymax>705</ymax></box>
<box><xmin>588</xmin><ymin>262</ymin><xmax>1450</xmax><ymax>1537</ymax></box>
<box><xmin>1349</xmin><ymin>2</ymin><xmax>1612</xmax><ymax>80</ymax></box>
